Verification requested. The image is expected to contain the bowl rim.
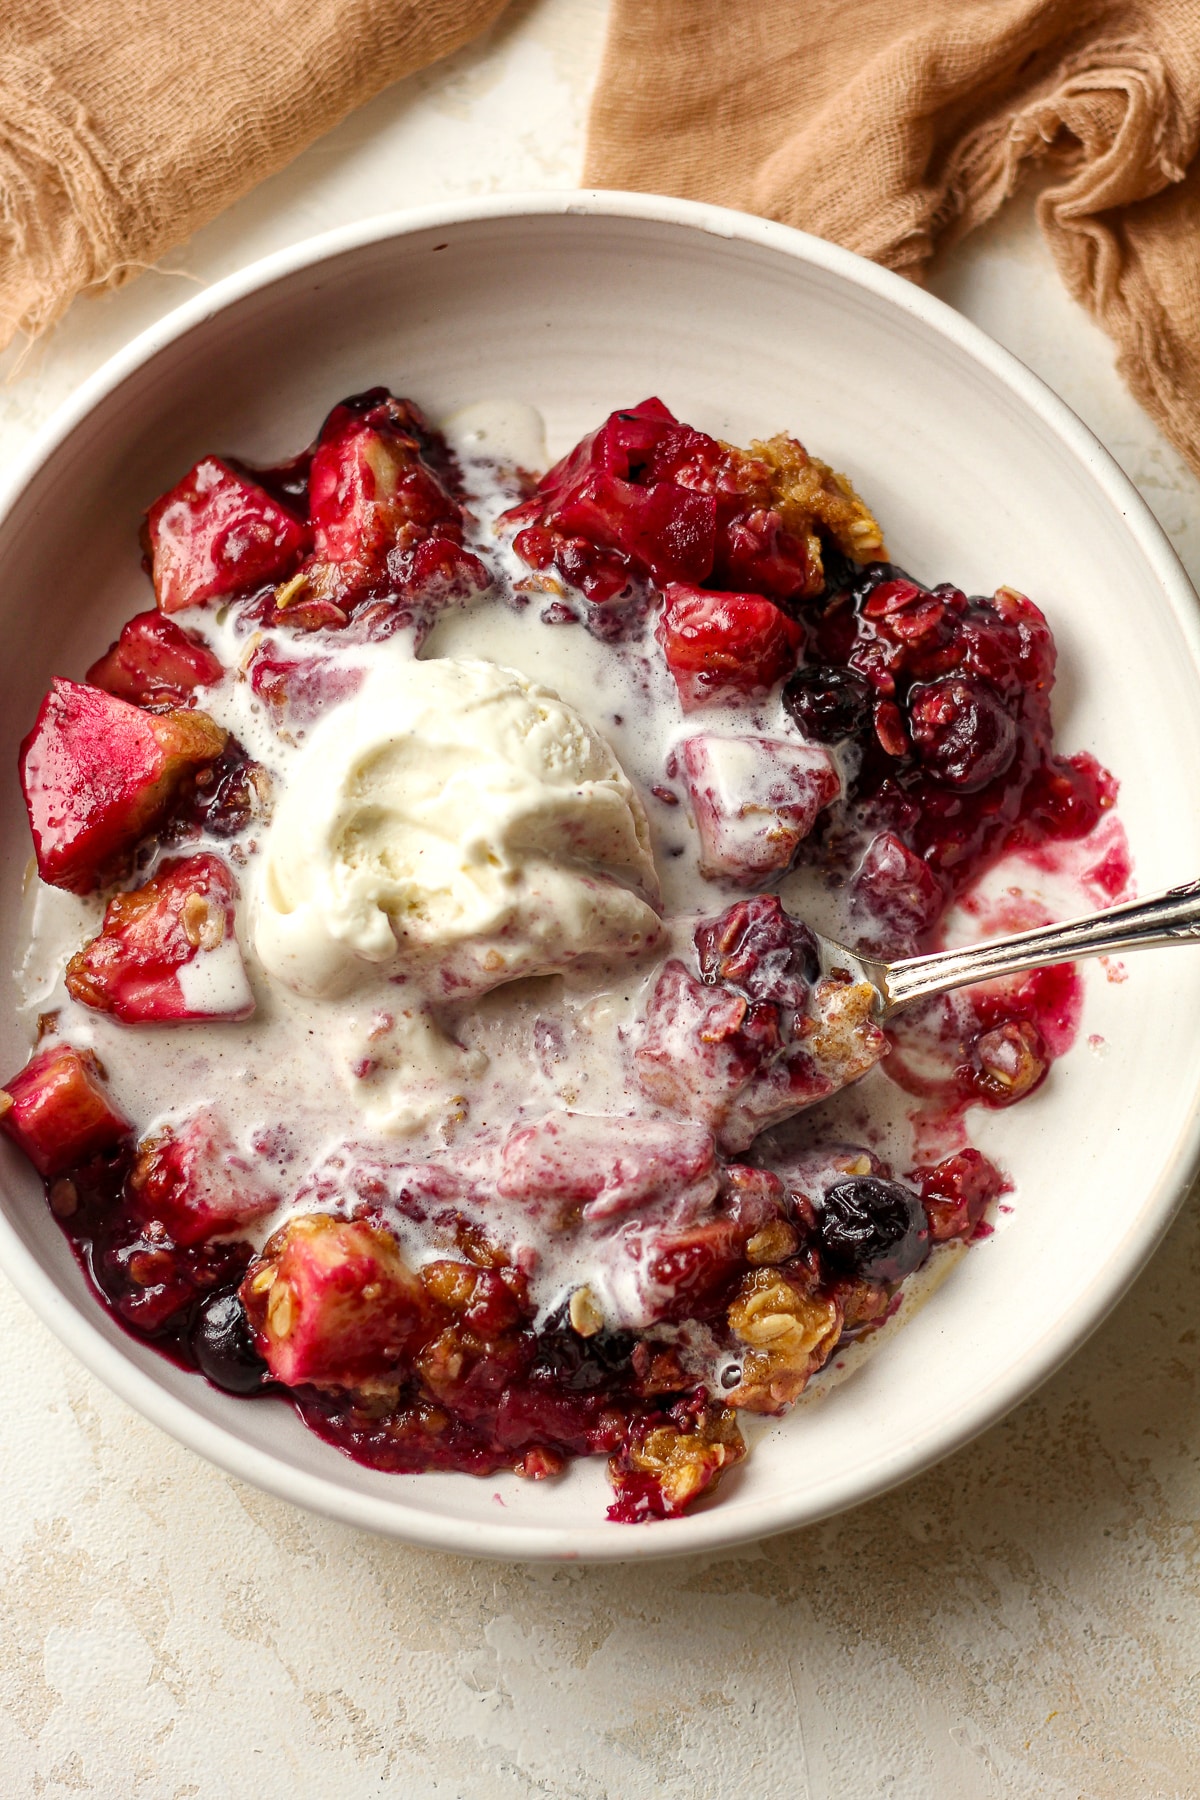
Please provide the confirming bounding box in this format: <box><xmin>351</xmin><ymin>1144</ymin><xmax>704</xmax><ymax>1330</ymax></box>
<box><xmin>2</xmin><ymin>187</ymin><xmax>1199</xmax><ymax>1562</ymax></box>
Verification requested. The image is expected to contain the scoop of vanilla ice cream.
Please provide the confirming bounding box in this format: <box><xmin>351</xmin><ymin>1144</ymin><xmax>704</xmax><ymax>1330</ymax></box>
<box><xmin>252</xmin><ymin>655</ymin><xmax>662</xmax><ymax>1000</ymax></box>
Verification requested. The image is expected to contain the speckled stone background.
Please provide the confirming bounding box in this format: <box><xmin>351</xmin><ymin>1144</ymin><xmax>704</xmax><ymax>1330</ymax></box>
<box><xmin>3</xmin><ymin>5</ymin><xmax>1200</xmax><ymax>1795</ymax></box>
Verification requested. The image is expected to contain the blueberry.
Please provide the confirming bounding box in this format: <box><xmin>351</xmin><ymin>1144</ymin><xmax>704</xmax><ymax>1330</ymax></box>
<box><xmin>819</xmin><ymin>1177</ymin><xmax>930</xmax><ymax>1284</ymax></box>
<box><xmin>532</xmin><ymin>1303</ymin><xmax>635</xmax><ymax>1392</ymax></box>
<box><xmin>783</xmin><ymin>664</ymin><xmax>874</xmax><ymax>744</ymax></box>
<box><xmin>191</xmin><ymin>1290</ymin><xmax>269</xmax><ymax>1394</ymax></box>
<box><xmin>907</xmin><ymin>677</ymin><xmax>1017</xmax><ymax>792</ymax></box>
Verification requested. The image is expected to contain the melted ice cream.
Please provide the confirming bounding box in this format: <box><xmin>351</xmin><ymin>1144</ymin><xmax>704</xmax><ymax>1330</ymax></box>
<box><xmin>252</xmin><ymin>654</ymin><xmax>661</xmax><ymax>1002</ymax></box>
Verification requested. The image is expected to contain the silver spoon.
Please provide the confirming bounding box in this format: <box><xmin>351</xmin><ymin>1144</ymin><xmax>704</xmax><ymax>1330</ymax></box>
<box><xmin>813</xmin><ymin>878</ymin><xmax>1200</xmax><ymax>1022</ymax></box>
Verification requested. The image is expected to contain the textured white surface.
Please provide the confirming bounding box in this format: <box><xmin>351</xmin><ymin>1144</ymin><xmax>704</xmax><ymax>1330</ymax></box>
<box><xmin>3</xmin><ymin>1</ymin><xmax>1200</xmax><ymax>1792</ymax></box>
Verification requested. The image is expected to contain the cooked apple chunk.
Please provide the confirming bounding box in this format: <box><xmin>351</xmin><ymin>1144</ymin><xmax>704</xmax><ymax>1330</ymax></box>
<box><xmin>20</xmin><ymin>678</ymin><xmax>227</xmax><ymax>893</ymax></box>
<box><xmin>147</xmin><ymin>456</ymin><xmax>309</xmax><ymax>613</ymax></box>
<box><xmin>240</xmin><ymin>1214</ymin><xmax>431</xmax><ymax>1389</ymax></box>
<box><xmin>678</xmin><ymin>733</ymin><xmax>839</xmax><ymax>882</ymax></box>
<box><xmin>130</xmin><ymin>1109</ymin><xmax>276</xmax><ymax>1246</ymax></box>
<box><xmin>66</xmin><ymin>852</ymin><xmax>252</xmax><ymax>1024</ymax></box>
<box><xmin>1</xmin><ymin>1043</ymin><xmax>130</xmax><ymax>1178</ymax></box>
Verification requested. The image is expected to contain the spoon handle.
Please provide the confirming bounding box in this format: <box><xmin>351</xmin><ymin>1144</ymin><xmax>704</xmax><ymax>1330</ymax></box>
<box><xmin>881</xmin><ymin>877</ymin><xmax>1200</xmax><ymax>1016</ymax></box>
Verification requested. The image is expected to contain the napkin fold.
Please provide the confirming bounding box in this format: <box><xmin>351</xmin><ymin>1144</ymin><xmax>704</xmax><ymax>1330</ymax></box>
<box><xmin>586</xmin><ymin>0</ymin><xmax>1200</xmax><ymax>472</ymax></box>
<box><xmin>0</xmin><ymin>0</ymin><xmax>506</xmax><ymax>345</ymax></box>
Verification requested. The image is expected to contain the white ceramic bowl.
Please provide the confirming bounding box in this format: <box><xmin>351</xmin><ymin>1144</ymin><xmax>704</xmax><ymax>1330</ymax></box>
<box><xmin>3</xmin><ymin>193</ymin><xmax>1199</xmax><ymax>1562</ymax></box>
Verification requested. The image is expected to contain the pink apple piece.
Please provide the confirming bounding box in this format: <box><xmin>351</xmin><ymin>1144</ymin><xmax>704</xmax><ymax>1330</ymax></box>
<box><xmin>678</xmin><ymin>733</ymin><xmax>840</xmax><ymax>881</ymax></box>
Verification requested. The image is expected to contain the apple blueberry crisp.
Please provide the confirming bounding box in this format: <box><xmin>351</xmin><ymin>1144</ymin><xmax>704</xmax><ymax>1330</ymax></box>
<box><xmin>2</xmin><ymin>392</ymin><xmax>1128</xmax><ymax>1520</ymax></box>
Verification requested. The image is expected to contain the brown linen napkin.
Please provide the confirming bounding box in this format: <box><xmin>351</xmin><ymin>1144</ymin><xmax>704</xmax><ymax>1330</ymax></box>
<box><xmin>0</xmin><ymin>0</ymin><xmax>507</xmax><ymax>347</ymax></box>
<box><xmin>6</xmin><ymin>0</ymin><xmax>1200</xmax><ymax>482</ymax></box>
<box><xmin>586</xmin><ymin>0</ymin><xmax>1200</xmax><ymax>474</ymax></box>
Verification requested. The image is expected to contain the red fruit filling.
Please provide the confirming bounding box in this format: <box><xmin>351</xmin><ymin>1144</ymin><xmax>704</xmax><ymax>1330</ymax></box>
<box><xmin>130</xmin><ymin>1110</ymin><xmax>276</xmax><ymax>1247</ymax></box>
<box><xmin>19</xmin><ymin>678</ymin><xmax>228</xmax><ymax>893</ymax></box>
<box><xmin>848</xmin><ymin>831</ymin><xmax>946</xmax><ymax>953</ymax></box>
<box><xmin>618</xmin><ymin>1165</ymin><xmax>794</xmax><ymax>1328</ymax></box>
<box><xmin>1</xmin><ymin>1044</ymin><xmax>130</xmax><ymax>1179</ymax></box>
<box><xmin>636</xmin><ymin>897</ymin><xmax>887</xmax><ymax>1151</ymax></box>
<box><xmin>86</xmin><ymin>610</ymin><xmax>224</xmax><ymax>705</ymax></box>
<box><xmin>147</xmin><ymin>457</ymin><xmax>310</xmax><ymax>613</ymax></box>
<box><xmin>657</xmin><ymin>584</ymin><xmax>803</xmax><ymax>710</ymax></box>
<box><xmin>503</xmin><ymin>402</ymin><xmax>883</xmax><ymax>613</ymax></box>
<box><xmin>677</xmin><ymin>733</ymin><xmax>840</xmax><ymax>882</ymax></box>
<box><xmin>503</xmin><ymin>398</ymin><xmax>717</xmax><ymax>602</ymax></box>
<box><xmin>788</xmin><ymin>565</ymin><xmax>1114</xmax><ymax>953</ymax></box>
<box><xmin>65</xmin><ymin>852</ymin><xmax>252</xmax><ymax>1024</ymax></box>
<box><xmin>288</xmin><ymin>389</ymin><xmax>482</xmax><ymax>619</ymax></box>
<box><xmin>884</xmin><ymin>958</ymin><xmax>1080</xmax><ymax>1124</ymax></box>
<box><xmin>914</xmin><ymin>1150</ymin><xmax>1005</xmax><ymax>1242</ymax></box>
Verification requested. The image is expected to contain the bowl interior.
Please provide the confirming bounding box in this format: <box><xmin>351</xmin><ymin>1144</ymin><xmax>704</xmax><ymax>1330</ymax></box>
<box><xmin>2</xmin><ymin>200</ymin><xmax>1199</xmax><ymax>1558</ymax></box>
